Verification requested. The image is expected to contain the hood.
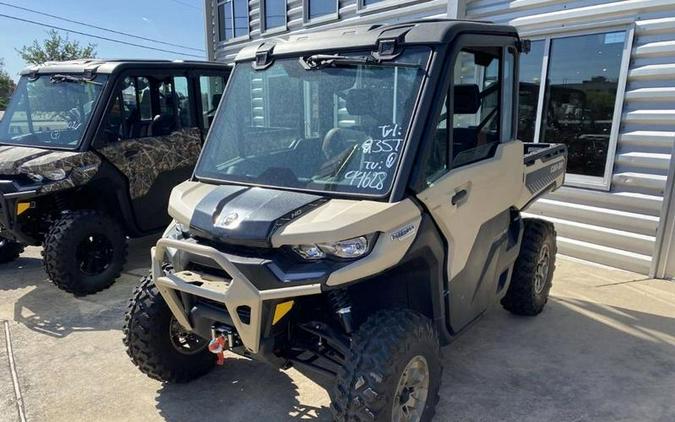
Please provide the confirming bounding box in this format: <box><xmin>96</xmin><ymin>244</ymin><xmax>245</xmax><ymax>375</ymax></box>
<box><xmin>0</xmin><ymin>145</ymin><xmax>99</xmax><ymax>177</ymax></box>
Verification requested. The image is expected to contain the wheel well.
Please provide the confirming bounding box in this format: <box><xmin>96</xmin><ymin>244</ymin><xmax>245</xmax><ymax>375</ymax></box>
<box><xmin>347</xmin><ymin>256</ymin><xmax>435</xmax><ymax>325</ymax></box>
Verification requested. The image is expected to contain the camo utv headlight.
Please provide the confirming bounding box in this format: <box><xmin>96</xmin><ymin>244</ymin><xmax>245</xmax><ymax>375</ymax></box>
<box><xmin>24</xmin><ymin>169</ymin><xmax>68</xmax><ymax>182</ymax></box>
<box><xmin>293</xmin><ymin>235</ymin><xmax>373</xmax><ymax>261</ymax></box>
<box><xmin>42</xmin><ymin>168</ymin><xmax>68</xmax><ymax>181</ymax></box>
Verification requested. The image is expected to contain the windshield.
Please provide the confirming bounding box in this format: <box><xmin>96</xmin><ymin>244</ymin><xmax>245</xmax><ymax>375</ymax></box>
<box><xmin>0</xmin><ymin>74</ymin><xmax>108</xmax><ymax>149</ymax></box>
<box><xmin>195</xmin><ymin>47</ymin><xmax>430</xmax><ymax>197</ymax></box>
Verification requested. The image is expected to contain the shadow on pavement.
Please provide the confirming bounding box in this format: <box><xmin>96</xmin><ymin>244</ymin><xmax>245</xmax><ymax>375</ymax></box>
<box><xmin>155</xmin><ymin>357</ymin><xmax>332</xmax><ymax>422</ymax></box>
<box><xmin>7</xmin><ymin>236</ymin><xmax>158</xmax><ymax>337</ymax></box>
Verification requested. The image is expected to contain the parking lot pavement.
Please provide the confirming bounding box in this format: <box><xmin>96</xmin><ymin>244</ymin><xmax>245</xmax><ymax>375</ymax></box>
<box><xmin>1</xmin><ymin>240</ymin><xmax>674</xmax><ymax>422</ymax></box>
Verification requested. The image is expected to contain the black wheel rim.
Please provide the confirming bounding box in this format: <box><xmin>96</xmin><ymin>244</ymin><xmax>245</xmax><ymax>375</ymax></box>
<box><xmin>75</xmin><ymin>233</ymin><xmax>114</xmax><ymax>276</ymax></box>
<box><xmin>169</xmin><ymin>317</ymin><xmax>208</xmax><ymax>355</ymax></box>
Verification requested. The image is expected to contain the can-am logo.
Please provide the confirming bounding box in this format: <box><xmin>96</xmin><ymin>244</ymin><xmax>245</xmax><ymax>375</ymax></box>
<box><xmin>215</xmin><ymin>212</ymin><xmax>239</xmax><ymax>229</ymax></box>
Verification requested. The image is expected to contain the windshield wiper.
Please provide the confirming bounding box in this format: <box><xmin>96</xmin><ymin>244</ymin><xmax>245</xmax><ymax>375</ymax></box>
<box><xmin>300</xmin><ymin>54</ymin><xmax>420</xmax><ymax>70</ymax></box>
<box><xmin>50</xmin><ymin>74</ymin><xmax>102</xmax><ymax>85</ymax></box>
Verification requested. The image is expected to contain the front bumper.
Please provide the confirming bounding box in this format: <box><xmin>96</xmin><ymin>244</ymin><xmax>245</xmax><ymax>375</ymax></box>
<box><xmin>0</xmin><ymin>179</ymin><xmax>39</xmax><ymax>243</ymax></box>
<box><xmin>152</xmin><ymin>238</ymin><xmax>322</xmax><ymax>354</ymax></box>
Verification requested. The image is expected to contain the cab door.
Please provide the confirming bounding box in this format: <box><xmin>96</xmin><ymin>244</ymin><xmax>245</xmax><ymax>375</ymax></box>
<box><xmin>417</xmin><ymin>42</ymin><xmax>523</xmax><ymax>333</ymax></box>
<box><xmin>95</xmin><ymin>72</ymin><xmax>203</xmax><ymax>232</ymax></box>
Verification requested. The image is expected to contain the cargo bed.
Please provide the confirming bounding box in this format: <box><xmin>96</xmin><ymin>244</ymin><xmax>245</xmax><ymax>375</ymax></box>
<box><xmin>517</xmin><ymin>142</ymin><xmax>567</xmax><ymax>210</ymax></box>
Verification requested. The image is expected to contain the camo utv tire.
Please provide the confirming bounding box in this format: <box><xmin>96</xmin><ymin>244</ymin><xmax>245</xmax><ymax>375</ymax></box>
<box><xmin>123</xmin><ymin>274</ymin><xmax>216</xmax><ymax>383</ymax></box>
<box><xmin>0</xmin><ymin>238</ymin><xmax>23</xmax><ymax>264</ymax></box>
<box><xmin>43</xmin><ymin>210</ymin><xmax>127</xmax><ymax>296</ymax></box>
<box><xmin>501</xmin><ymin>218</ymin><xmax>557</xmax><ymax>316</ymax></box>
<box><xmin>332</xmin><ymin>309</ymin><xmax>442</xmax><ymax>422</ymax></box>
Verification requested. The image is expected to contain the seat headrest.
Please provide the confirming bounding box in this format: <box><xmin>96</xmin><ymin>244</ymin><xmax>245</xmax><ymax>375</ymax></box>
<box><xmin>454</xmin><ymin>84</ymin><xmax>481</xmax><ymax>115</ymax></box>
<box><xmin>345</xmin><ymin>88</ymin><xmax>388</xmax><ymax>117</ymax></box>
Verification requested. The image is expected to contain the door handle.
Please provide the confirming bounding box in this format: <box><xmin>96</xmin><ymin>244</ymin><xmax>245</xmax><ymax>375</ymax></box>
<box><xmin>451</xmin><ymin>189</ymin><xmax>468</xmax><ymax>206</ymax></box>
<box><xmin>124</xmin><ymin>149</ymin><xmax>140</xmax><ymax>159</ymax></box>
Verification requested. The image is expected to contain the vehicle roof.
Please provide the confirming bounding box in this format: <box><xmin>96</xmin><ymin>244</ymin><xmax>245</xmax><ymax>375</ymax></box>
<box><xmin>235</xmin><ymin>18</ymin><xmax>519</xmax><ymax>62</ymax></box>
<box><xmin>20</xmin><ymin>59</ymin><xmax>231</xmax><ymax>76</ymax></box>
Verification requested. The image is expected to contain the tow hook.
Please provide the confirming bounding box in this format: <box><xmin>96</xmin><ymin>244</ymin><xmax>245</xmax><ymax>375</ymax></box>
<box><xmin>208</xmin><ymin>326</ymin><xmax>233</xmax><ymax>366</ymax></box>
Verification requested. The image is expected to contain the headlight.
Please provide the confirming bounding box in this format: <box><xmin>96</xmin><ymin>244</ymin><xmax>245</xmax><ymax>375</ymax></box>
<box><xmin>42</xmin><ymin>168</ymin><xmax>68</xmax><ymax>181</ymax></box>
<box><xmin>293</xmin><ymin>236</ymin><xmax>371</xmax><ymax>261</ymax></box>
<box><xmin>24</xmin><ymin>169</ymin><xmax>68</xmax><ymax>182</ymax></box>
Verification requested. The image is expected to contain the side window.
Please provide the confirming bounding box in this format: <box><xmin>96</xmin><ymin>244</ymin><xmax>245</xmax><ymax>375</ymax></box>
<box><xmin>198</xmin><ymin>76</ymin><xmax>225</xmax><ymax>130</ymax></box>
<box><xmin>451</xmin><ymin>47</ymin><xmax>501</xmax><ymax>168</ymax></box>
<box><xmin>173</xmin><ymin>76</ymin><xmax>192</xmax><ymax>128</ymax></box>
<box><xmin>99</xmin><ymin>75</ymin><xmax>191</xmax><ymax>144</ymax></box>
<box><xmin>99</xmin><ymin>77</ymin><xmax>140</xmax><ymax>144</ymax></box>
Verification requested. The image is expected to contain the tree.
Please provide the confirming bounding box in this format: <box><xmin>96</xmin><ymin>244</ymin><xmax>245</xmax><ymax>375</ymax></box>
<box><xmin>0</xmin><ymin>59</ymin><xmax>16</xmax><ymax>110</ymax></box>
<box><xmin>17</xmin><ymin>30</ymin><xmax>97</xmax><ymax>66</ymax></box>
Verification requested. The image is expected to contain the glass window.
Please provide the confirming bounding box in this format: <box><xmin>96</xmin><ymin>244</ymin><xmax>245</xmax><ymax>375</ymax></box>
<box><xmin>264</xmin><ymin>0</ymin><xmax>286</xmax><ymax>30</ymax></box>
<box><xmin>308</xmin><ymin>0</ymin><xmax>337</xmax><ymax>20</ymax></box>
<box><xmin>363</xmin><ymin>0</ymin><xmax>385</xmax><ymax>5</ymax></box>
<box><xmin>517</xmin><ymin>40</ymin><xmax>544</xmax><ymax>142</ymax></box>
<box><xmin>173</xmin><ymin>76</ymin><xmax>192</xmax><ymax>128</ymax></box>
<box><xmin>502</xmin><ymin>48</ymin><xmax>516</xmax><ymax>141</ymax></box>
<box><xmin>541</xmin><ymin>31</ymin><xmax>625</xmax><ymax>177</ymax></box>
<box><xmin>0</xmin><ymin>74</ymin><xmax>108</xmax><ymax>149</ymax></box>
<box><xmin>199</xmin><ymin>75</ymin><xmax>226</xmax><ymax>130</ymax></box>
<box><xmin>137</xmin><ymin>77</ymin><xmax>152</xmax><ymax>120</ymax></box>
<box><xmin>196</xmin><ymin>48</ymin><xmax>431</xmax><ymax>197</ymax></box>
<box><xmin>451</xmin><ymin>48</ymin><xmax>501</xmax><ymax>169</ymax></box>
<box><xmin>218</xmin><ymin>0</ymin><xmax>248</xmax><ymax>41</ymax></box>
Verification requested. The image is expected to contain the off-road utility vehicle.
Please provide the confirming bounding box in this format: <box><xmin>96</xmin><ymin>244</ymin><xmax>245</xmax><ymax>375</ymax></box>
<box><xmin>0</xmin><ymin>60</ymin><xmax>229</xmax><ymax>295</ymax></box>
<box><xmin>124</xmin><ymin>20</ymin><xmax>567</xmax><ymax>421</ymax></box>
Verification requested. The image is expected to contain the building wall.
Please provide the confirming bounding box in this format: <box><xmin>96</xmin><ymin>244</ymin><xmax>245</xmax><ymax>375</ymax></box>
<box><xmin>464</xmin><ymin>0</ymin><xmax>675</xmax><ymax>274</ymax></box>
<box><xmin>205</xmin><ymin>0</ymin><xmax>675</xmax><ymax>276</ymax></box>
<box><xmin>204</xmin><ymin>0</ymin><xmax>449</xmax><ymax>63</ymax></box>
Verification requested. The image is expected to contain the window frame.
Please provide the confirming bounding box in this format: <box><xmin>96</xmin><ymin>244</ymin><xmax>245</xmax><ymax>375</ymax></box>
<box><xmin>523</xmin><ymin>25</ymin><xmax>634</xmax><ymax>191</ymax></box>
<box><xmin>356</xmin><ymin>0</ymin><xmax>420</xmax><ymax>15</ymax></box>
<box><xmin>217</xmin><ymin>0</ymin><xmax>250</xmax><ymax>44</ymax></box>
<box><xmin>261</xmin><ymin>0</ymin><xmax>287</xmax><ymax>34</ymax></box>
<box><xmin>303</xmin><ymin>0</ymin><xmax>339</xmax><ymax>27</ymax></box>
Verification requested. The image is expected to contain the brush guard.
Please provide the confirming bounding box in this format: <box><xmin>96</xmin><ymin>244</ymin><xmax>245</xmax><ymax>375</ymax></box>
<box><xmin>151</xmin><ymin>238</ymin><xmax>321</xmax><ymax>354</ymax></box>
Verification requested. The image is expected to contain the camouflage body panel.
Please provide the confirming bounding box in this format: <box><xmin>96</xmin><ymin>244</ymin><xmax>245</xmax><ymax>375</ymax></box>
<box><xmin>97</xmin><ymin>127</ymin><xmax>202</xmax><ymax>199</ymax></box>
<box><xmin>0</xmin><ymin>146</ymin><xmax>102</xmax><ymax>194</ymax></box>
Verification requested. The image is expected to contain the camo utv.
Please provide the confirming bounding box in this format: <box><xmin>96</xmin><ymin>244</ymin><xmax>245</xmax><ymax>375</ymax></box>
<box><xmin>0</xmin><ymin>60</ymin><xmax>229</xmax><ymax>295</ymax></box>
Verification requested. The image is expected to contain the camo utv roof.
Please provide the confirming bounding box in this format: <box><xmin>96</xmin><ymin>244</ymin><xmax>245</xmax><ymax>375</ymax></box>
<box><xmin>20</xmin><ymin>59</ymin><xmax>230</xmax><ymax>76</ymax></box>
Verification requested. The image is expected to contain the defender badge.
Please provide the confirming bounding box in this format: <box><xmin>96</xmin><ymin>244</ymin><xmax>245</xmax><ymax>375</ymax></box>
<box><xmin>391</xmin><ymin>223</ymin><xmax>416</xmax><ymax>241</ymax></box>
<box><xmin>215</xmin><ymin>212</ymin><xmax>240</xmax><ymax>229</ymax></box>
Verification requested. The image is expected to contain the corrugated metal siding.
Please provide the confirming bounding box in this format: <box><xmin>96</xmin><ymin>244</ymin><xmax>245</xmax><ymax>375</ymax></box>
<box><xmin>207</xmin><ymin>0</ymin><xmax>448</xmax><ymax>63</ymax></box>
<box><xmin>466</xmin><ymin>0</ymin><xmax>675</xmax><ymax>274</ymax></box>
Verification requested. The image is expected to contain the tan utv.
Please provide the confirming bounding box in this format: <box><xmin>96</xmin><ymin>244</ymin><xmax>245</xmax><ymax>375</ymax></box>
<box><xmin>124</xmin><ymin>20</ymin><xmax>567</xmax><ymax>422</ymax></box>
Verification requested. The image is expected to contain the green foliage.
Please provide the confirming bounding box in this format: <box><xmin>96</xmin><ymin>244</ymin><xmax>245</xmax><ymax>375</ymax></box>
<box><xmin>0</xmin><ymin>58</ymin><xmax>16</xmax><ymax>110</ymax></box>
<box><xmin>17</xmin><ymin>30</ymin><xmax>97</xmax><ymax>66</ymax></box>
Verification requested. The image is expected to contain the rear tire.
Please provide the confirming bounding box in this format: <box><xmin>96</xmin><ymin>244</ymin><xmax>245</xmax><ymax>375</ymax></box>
<box><xmin>123</xmin><ymin>274</ymin><xmax>216</xmax><ymax>383</ymax></box>
<box><xmin>43</xmin><ymin>210</ymin><xmax>127</xmax><ymax>296</ymax></box>
<box><xmin>0</xmin><ymin>238</ymin><xmax>23</xmax><ymax>263</ymax></box>
<box><xmin>332</xmin><ymin>309</ymin><xmax>442</xmax><ymax>422</ymax></box>
<box><xmin>501</xmin><ymin>218</ymin><xmax>556</xmax><ymax>316</ymax></box>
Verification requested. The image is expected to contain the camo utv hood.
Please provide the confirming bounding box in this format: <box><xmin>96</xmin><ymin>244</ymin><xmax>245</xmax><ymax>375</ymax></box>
<box><xmin>0</xmin><ymin>145</ymin><xmax>101</xmax><ymax>193</ymax></box>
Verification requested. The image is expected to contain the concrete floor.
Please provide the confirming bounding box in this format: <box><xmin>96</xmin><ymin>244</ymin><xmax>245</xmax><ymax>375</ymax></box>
<box><xmin>1</xmin><ymin>238</ymin><xmax>674</xmax><ymax>422</ymax></box>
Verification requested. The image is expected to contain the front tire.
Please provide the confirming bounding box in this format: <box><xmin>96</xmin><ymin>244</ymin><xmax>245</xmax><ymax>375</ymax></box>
<box><xmin>123</xmin><ymin>275</ymin><xmax>216</xmax><ymax>383</ymax></box>
<box><xmin>43</xmin><ymin>210</ymin><xmax>128</xmax><ymax>296</ymax></box>
<box><xmin>0</xmin><ymin>238</ymin><xmax>24</xmax><ymax>263</ymax></box>
<box><xmin>332</xmin><ymin>310</ymin><xmax>442</xmax><ymax>422</ymax></box>
<box><xmin>501</xmin><ymin>218</ymin><xmax>557</xmax><ymax>316</ymax></box>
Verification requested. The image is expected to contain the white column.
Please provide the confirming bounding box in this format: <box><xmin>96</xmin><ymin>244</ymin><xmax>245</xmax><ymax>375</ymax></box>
<box><xmin>448</xmin><ymin>0</ymin><xmax>466</xmax><ymax>19</ymax></box>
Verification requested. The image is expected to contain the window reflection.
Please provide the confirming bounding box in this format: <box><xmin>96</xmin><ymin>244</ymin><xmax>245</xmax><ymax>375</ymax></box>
<box><xmin>517</xmin><ymin>40</ymin><xmax>544</xmax><ymax>142</ymax></box>
<box><xmin>541</xmin><ymin>31</ymin><xmax>625</xmax><ymax>177</ymax></box>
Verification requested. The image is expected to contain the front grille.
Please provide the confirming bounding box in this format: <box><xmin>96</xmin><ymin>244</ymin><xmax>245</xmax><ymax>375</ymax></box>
<box><xmin>185</xmin><ymin>261</ymin><xmax>230</xmax><ymax>280</ymax></box>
